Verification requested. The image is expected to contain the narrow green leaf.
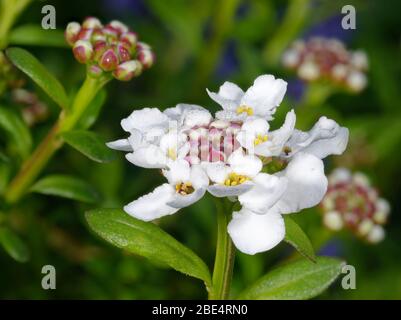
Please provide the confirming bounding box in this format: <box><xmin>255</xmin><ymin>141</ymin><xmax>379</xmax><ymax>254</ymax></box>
<box><xmin>62</xmin><ymin>130</ymin><xmax>116</xmax><ymax>163</ymax></box>
<box><xmin>31</xmin><ymin>175</ymin><xmax>100</xmax><ymax>203</ymax></box>
<box><xmin>6</xmin><ymin>47</ymin><xmax>69</xmax><ymax>109</ymax></box>
<box><xmin>85</xmin><ymin>208</ymin><xmax>212</xmax><ymax>287</ymax></box>
<box><xmin>78</xmin><ymin>89</ymin><xmax>107</xmax><ymax>129</ymax></box>
<box><xmin>238</xmin><ymin>257</ymin><xmax>345</xmax><ymax>300</ymax></box>
<box><xmin>0</xmin><ymin>227</ymin><xmax>30</xmax><ymax>263</ymax></box>
<box><xmin>0</xmin><ymin>106</ymin><xmax>32</xmax><ymax>159</ymax></box>
<box><xmin>284</xmin><ymin>216</ymin><xmax>316</xmax><ymax>262</ymax></box>
<box><xmin>9</xmin><ymin>24</ymin><xmax>68</xmax><ymax>48</ymax></box>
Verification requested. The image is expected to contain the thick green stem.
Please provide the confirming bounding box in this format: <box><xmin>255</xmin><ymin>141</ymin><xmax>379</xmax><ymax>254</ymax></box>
<box><xmin>0</xmin><ymin>0</ymin><xmax>31</xmax><ymax>49</ymax></box>
<box><xmin>4</xmin><ymin>76</ymin><xmax>107</xmax><ymax>204</ymax></box>
<box><xmin>263</xmin><ymin>0</ymin><xmax>311</xmax><ymax>67</ymax></box>
<box><xmin>209</xmin><ymin>199</ymin><xmax>236</xmax><ymax>300</ymax></box>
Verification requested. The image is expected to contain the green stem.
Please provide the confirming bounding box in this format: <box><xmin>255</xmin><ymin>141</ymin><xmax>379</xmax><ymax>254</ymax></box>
<box><xmin>191</xmin><ymin>0</ymin><xmax>240</xmax><ymax>97</ymax></box>
<box><xmin>4</xmin><ymin>76</ymin><xmax>108</xmax><ymax>204</ymax></box>
<box><xmin>209</xmin><ymin>198</ymin><xmax>236</xmax><ymax>300</ymax></box>
<box><xmin>263</xmin><ymin>0</ymin><xmax>311</xmax><ymax>67</ymax></box>
<box><xmin>0</xmin><ymin>0</ymin><xmax>31</xmax><ymax>49</ymax></box>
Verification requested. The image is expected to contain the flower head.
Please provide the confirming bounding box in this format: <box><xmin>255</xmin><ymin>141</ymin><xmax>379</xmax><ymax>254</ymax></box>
<box><xmin>108</xmin><ymin>74</ymin><xmax>349</xmax><ymax>255</ymax></box>
<box><xmin>65</xmin><ymin>17</ymin><xmax>154</xmax><ymax>81</ymax></box>
<box><xmin>282</xmin><ymin>37</ymin><xmax>368</xmax><ymax>92</ymax></box>
<box><xmin>320</xmin><ymin>168</ymin><xmax>390</xmax><ymax>244</ymax></box>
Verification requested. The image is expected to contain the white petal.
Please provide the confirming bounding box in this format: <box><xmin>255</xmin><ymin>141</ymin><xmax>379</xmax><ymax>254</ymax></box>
<box><xmin>206</xmin><ymin>90</ymin><xmax>239</xmax><ymax>111</ymax></box>
<box><xmin>163</xmin><ymin>159</ymin><xmax>191</xmax><ymax>185</ymax></box>
<box><xmin>204</xmin><ymin>162</ymin><xmax>232</xmax><ymax>184</ymax></box>
<box><xmin>253</xmin><ymin>110</ymin><xmax>296</xmax><ymax>157</ymax></box>
<box><xmin>274</xmin><ymin>152</ymin><xmax>328</xmax><ymax>214</ymax></box>
<box><xmin>301</xmin><ymin>127</ymin><xmax>349</xmax><ymax>159</ymax></box>
<box><xmin>106</xmin><ymin>139</ymin><xmax>132</xmax><ymax>151</ymax></box>
<box><xmin>241</xmin><ymin>118</ymin><xmax>270</xmax><ymax>136</ymax></box>
<box><xmin>239</xmin><ymin>173</ymin><xmax>288</xmax><ymax>214</ymax></box>
<box><xmin>227</xmin><ymin>150</ymin><xmax>262</xmax><ymax>178</ymax></box>
<box><xmin>227</xmin><ymin>207</ymin><xmax>285</xmax><ymax>255</ymax></box>
<box><xmin>215</xmin><ymin>110</ymin><xmax>247</xmax><ymax>122</ymax></box>
<box><xmin>217</xmin><ymin>81</ymin><xmax>244</xmax><ymax>100</ymax></box>
<box><xmin>207</xmin><ymin>183</ymin><xmax>253</xmax><ymax>197</ymax></box>
<box><xmin>190</xmin><ymin>165</ymin><xmax>209</xmax><ymax>189</ymax></box>
<box><xmin>241</xmin><ymin>74</ymin><xmax>287</xmax><ymax>116</ymax></box>
<box><xmin>121</xmin><ymin>108</ymin><xmax>169</xmax><ymax>133</ymax></box>
<box><xmin>167</xmin><ymin>188</ymin><xmax>206</xmax><ymax>209</ymax></box>
<box><xmin>126</xmin><ymin>145</ymin><xmax>167</xmax><ymax>168</ymax></box>
<box><xmin>124</xmin><ymin>183</ymin><xmax>177</xmax><ymax>221</ymax></box>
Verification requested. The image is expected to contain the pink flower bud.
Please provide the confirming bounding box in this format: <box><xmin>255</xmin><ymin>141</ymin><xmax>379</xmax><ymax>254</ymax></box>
<box><xmin>82</xmin><ymin>17</ymin><xmax>103</xmax><ymax>29</ymax></box>
<box><xmin>138</xmin><ymin>49</ymin><xmax>155</xmax><ymax>69</ymax></box>
<box><xmin>109</xmin><ymin>20</ymin><xmax>129</xmax><ymax>34</ymax></box>
<box><xmin>77</xmin><ymin>28</ymin><xmax>93</xmax><ymax>41</ymax></box>
<box><xmin>65</xmin><ymin>22</ymin><xmax>81</xmax><ymax>46</ymax></box>
<box><xmin>93</xmin><ymin>41</ymin><xmax>107</xmax><ymax>60</ymax></box>
<box><xmin>91</xmin><ymin>29</ymin><xmax>106</xmax><ymax>43</ymax></box>
<box><xmin>73</xmin><ymin>40</ymin><xmax>93</xmax><ymax>64</ymax></box>
<box><xmin>120</xmin><ymin>31</ymin><xmax>138</xmax><ymax>47</ymax></box>
<box><xmin>88</xmin><ymin>65</ymin><xmax>104</xmax><ymax>78</ymax></box>
<box><xmin>103</xmin><ymin>25</ymin><xmax>119</xmax><ymax>39</ymax></box>
<box><xmin>117</xmin><ymin>44</ymin><xmax>131</xmax><ymax>63</ymax></box>
<box><xmin>99</xmin><ymin>48</ymin><xmax>119</xmax><ymax>71</ymax></box>
<box><xmin>112</xmin><ymin>60</ymin><xmax>142</xmax><ymax>81</ymax></box>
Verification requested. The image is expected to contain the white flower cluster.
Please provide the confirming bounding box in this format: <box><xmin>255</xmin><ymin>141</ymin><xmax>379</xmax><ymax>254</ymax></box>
<box><xmin>282</xmin><ymin>37</ymin><xmax>368</xmax><ymax>92</ymax></box>
<box><xmin>321</xmin><ymin>168</ymin><xmax>390</xmax><ymax>244</ymax></box>
<box><xmin>108</xmin><ymin>74</ymin><xmax>349</xmax><ymax>255</ymax></box>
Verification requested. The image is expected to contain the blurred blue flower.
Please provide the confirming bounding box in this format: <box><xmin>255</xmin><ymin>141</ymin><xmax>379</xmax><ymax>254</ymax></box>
<box><xmin>318</xmin><ymin>239</ymin><xmax>344</xmax><ymax>257</ymax></box>
<box><xmin>304</xmin><ymin>15</ymin><xmax>353</xmax><ymax>43</ymax></box>
<box><xmin>215</xmin><ymin>40</ymin><xmax>239</xmax><ymax>79</ymax></box>
<box><xmin>101</xmin><ymin>0</ymin><xmax>149</xmax><ymax>17</ymax></box>
<box><xmin>287</xmin><ymin>78</ymin><xmax>305</xmax><ymax>102</ymax></box>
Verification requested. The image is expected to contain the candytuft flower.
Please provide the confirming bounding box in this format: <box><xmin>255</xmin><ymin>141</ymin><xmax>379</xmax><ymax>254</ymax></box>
<box><xmin>282</xmin><ymin>37</ymin><xmax>368</xmax><ymax>92</ymax></box>
<box><xmin>206</xmin><ymin>75</ymin><xmax>287</xmax><ymax>122</ymax></box>
<box><xmin>108</xmin><ymin>74</ymin><xmax>349</xmax><ymax>255</ymax></box>
<box><xmin>320</xmin><ymin>168</ymin><xmax>390</xmax><ymax>244</ymax></box>
<box><xmin>65</xmin><ymin>17</ymin><xmax>154</xmax><ymax>81</ymax></box>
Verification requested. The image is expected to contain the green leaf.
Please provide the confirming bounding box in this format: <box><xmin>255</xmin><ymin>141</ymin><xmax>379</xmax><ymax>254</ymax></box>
<box><xmin>30</xmin><ymin>175</ymin><xmax>100</xmax><ymax>203</ymax></box>
<box><xmin>85</xmin><ymin>208</ymin><xmax>212</xmax><ymax>287</ymax></box>
<box><xmin>9</xmin><ymin>24</ymin><xmax>68</xmax><ymax>48</ymax></box>
<box><xmin>238</xmin><ymin>257</ymin><xmax>345</xmax><ymax>300</ymax></box>
<box><xmin>0</xmin><ymin>227</ymin><xmax>30</xmax><ymax>263</ymax></box>
<box><xmin>6</xmin><ymin>47</ymin><xmax>69</xmax><ymax>109</ymax></box>
<box><xmin>0</xmin><ymin>106</ymin><xmax>32</xmax><ymax>159</ymax></box>
<box><xmin>78</xmin><ymin>89</ymin><xmax>107</xmax><ymax>129</ymax></box>
<box><xmin>284</xmin><ymin>216</ymin><xmax>316</xmax><ymax>262</ymax></box>
<box><xmin>62</xmin><ymin>130</ymin><xmax>116</xmax><ymax>163</ymax></box>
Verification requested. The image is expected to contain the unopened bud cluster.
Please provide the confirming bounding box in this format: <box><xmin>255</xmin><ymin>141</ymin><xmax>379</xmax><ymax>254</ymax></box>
<box><xmin>282</xmin><ymin>37</ymin><xmax>368</xmax><ymax>92</ymax></box>
<box><xmin>65</xmin><ymin>17</ymin><xmax>155</xmax><ymax>81</ymax></box>
<box><xmin>320</xmin><ymin>168</ymin><xmax>389</xmax><ymax>244</ymax></box>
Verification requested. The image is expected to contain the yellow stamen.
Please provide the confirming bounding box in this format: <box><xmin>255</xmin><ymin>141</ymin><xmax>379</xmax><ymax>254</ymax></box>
<box><xmin>236</xmin><ymin>105</ymin><xmax>253</xmax><ymax>116</ymax></box>
<box><xmin>254</xmin><ymin>134</ymin><xmax>268</xmax><ymax>146</ymax></box>
<box><xmin>168</xmin><ymin>147</ymin><xmax>177</xmax><ymax>160</ymax></box>
<box><xmin>175</xmin><ymin>182</ymin><xmax>194</xmax><ymax>195</ymax></box>
<box><xmin>223</xmin><ymin>173</ymin><xmax>249</xmax><ymax>187</ymax></box>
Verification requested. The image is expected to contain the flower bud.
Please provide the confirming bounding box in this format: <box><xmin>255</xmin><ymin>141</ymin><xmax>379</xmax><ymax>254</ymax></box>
<box><xmin>91</xmin><ymin>29</ymin><xmax>106</xmax><ymax>43</ymax></box>
<box><xmin>93</xmin><ymin>41</ymin><xmax>107</xmax><ymax>60</ymax></box>
<box><xmin>73</xmin><ymin>40</ymin><xmax>93</xmax><ymax>64</ymax></box>
<box><xmin>117</xmin><ymin>44</ymin><xmax>131</xmax><ymax>63</ymax></box>
<box><xmin>121</xmin><ymin>31</ymin><xmax>138</xmax><ymax>48</ymax></box>
<box><xmin>82</xmin><ymin>17</ymin><xmax>103</xmax><ymax>29</ymax></box>
<box><xmin>88</xmin><ymin>64</ymin><xmax>104</xmax><ymax>78</ymax></box>
<box><xmin>103</xmin><ymin>25</ymin><xmax>119</xmax><ymax>39</ymax></box>
<box><xmin>77</xmin><ymin>28</ymin><xmax>93</xmax><ymax>41</ymax></box>
<box><xmin>138</xmin><ymin>48</ymin><xmax>155</xmax><ymax>69</ymax></box>
<box><xmin>65</xmin><ymin>22</ymin><xmax>81</xmax><ymax>46</ymax></box>
<box><xmin>109</xmin><ymin>20</ymin><xmax>129</xmax><ymax>34</ymax></box>
<box><xmin>113</xmin><ymin>60</ymin><xmax>142</xmax><ymax>81</ymax></box>
<box><xmin>99</xmin><ymin>48</ymin><xmax>119</xmax><ymax>71</ymax></box>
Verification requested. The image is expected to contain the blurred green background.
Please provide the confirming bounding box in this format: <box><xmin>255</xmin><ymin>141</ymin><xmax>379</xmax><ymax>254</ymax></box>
<box><xmin>0</xmin><ymin>0</ymin><xmax>400</xmax><ymax>299</ymax></box>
